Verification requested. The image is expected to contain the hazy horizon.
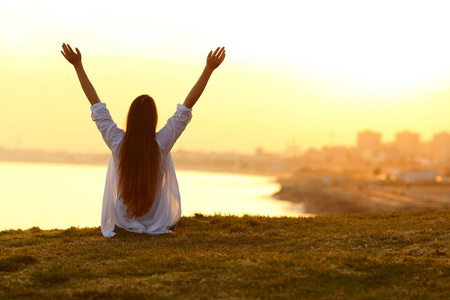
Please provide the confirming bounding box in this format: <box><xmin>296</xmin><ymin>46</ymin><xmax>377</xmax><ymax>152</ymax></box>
<box><xmin>1</xmin><ymin>0</ymin><xmax>449</xmax><ymax>154</ymax></box>
<box><xmin>1</xmin><ymin>126</ymin><xmax>448</xmax><ymax>156</ymax></box>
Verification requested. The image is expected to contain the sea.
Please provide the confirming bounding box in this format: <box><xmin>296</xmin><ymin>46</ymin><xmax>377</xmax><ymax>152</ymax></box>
<box><xmin>0</xmin><ymin>162</ymin><xmax>308</xmax><ymax>231</ymax></box>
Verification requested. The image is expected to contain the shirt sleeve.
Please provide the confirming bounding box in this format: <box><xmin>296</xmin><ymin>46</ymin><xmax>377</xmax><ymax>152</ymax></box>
<box><xmin>156</xmin><ymin>104</ymin><xmax>192</xmax><ymax>154</ymax></box>
<box><xmin>91</xmin><ymin>103</ymin><xmax>125</xmax><ymax>152</ymax></box>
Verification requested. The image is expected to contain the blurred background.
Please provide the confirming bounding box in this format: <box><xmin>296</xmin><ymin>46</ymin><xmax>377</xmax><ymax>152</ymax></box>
<box><xmin>0</xmin><ymin>0</ymin><xmax>449</xmax><ymax>229</ymax></box>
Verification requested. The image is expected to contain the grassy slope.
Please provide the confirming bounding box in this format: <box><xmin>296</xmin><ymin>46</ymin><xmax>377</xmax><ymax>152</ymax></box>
<box><xmin>0</xmin><ymin>210</ymin><xmax>448</xmax><ymax>300</ymax></box>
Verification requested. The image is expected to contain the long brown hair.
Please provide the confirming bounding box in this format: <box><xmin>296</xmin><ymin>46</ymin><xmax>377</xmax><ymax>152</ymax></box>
<box><xmin>118</xmin><ymin>95</ymin><xmax>160</xmax><ymax>217</ymax></box>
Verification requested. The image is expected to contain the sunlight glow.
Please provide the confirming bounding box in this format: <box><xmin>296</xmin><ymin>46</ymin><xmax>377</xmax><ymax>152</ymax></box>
<box><xmin>0</xmin><ymin>0</ymin><xmax>449</xmax><ymax>152</ymax></box>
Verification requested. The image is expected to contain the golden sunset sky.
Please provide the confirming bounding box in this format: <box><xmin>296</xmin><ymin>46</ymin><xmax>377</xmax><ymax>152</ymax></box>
<box><xmin>1</xmin><ymin>0</ymin><xmax>449</xmax><ymax>154</ymax></box>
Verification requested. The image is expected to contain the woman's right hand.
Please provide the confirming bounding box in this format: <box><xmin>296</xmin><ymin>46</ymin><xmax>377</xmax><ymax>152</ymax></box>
<box><xmin>206</xmin><ymin>47</ymin><xmax>226</xmax><ymax>71</ymax></box>
<box><xmin>61</xmin><ymin>43</ymin><xmax>82</xmax><ymax>67</ymax></box>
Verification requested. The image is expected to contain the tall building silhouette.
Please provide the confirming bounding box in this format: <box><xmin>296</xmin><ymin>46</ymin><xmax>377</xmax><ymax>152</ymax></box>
<box><xmin>357</xmin><ymin>130</ymin><xmax>381</xmax><ymax>160</ymax></box>
<box><xmin>432</xmin><ymin>132</ymin><xmax>450</xmax><ymax>163</ymax></box>
<box><xmin>395</xmin><ymin>131</ymin><xmax>420</xmax><ymax>157</ymax></box>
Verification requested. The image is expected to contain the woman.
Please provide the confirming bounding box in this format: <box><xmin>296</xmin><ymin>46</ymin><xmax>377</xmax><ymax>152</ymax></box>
<box><xmin>61</xmin><ymin>43</ymin><xmax>225</xmax><ymax>237</ymax></box>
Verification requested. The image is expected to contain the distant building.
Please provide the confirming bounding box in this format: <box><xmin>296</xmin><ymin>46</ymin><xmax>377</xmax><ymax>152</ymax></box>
<box><xmin>254</xmin><ymin>147</ymin><xmax>265</xmax><ymax>156</ymax></box>
<box><xmin>357</xmin><ymin>130</ymin><xmax>382</xmax><ymax>160</ymax></box>
<box><xmin>283</xmin><ymin>140</ymin><xmax>301</xmax><ymax>158</ymax></box>
<box><xmin>432</xmin><ymin>132</ymin><xmax>450</xmax><ymax>163</ymax></box>
<box><xmin>321</xmin><ymin>146</ymin><xmax>351</xmax><ymax>164</ymax></box>
<box><xmin>395</xmin><ymin>131</ymin><xmax>420</xmax><ymax>157</ymax></box>
<box><xmin>302</xmin><ymin>148</ymin><xmax>324</xmax><ymax>164</ymax></box>
<box><xmin>395</xmin><ymin>169</ymin><xmax>438</xmax><ymax>184</ymax></box>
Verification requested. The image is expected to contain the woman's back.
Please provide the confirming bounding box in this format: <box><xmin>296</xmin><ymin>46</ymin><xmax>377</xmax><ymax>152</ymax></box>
<box><xmin>91</xmin><ymin>102</ymin><xmax>192</xmax><ymax>237</ymax></box>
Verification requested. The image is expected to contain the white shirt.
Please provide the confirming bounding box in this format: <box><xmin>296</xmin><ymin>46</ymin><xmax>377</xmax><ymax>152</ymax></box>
<box><xmin>91</xmin><ymin>102</ymin><xmax>192</xmax><ymax>237</ymax></box>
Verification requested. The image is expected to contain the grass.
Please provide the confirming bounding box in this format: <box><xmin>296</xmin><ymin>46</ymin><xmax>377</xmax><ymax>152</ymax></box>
<box><xmin>0</xmin><ymin>209</ymin><xmax>448</xmax><ymax>299</ymax></box>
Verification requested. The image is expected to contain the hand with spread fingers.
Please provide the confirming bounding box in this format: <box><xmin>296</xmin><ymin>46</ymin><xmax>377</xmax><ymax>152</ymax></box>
<box><xmin>61</xmin><ymin>43</ymin><xmax>82</xmax><ymax>66</ymax></box>
<box><xmin>206</xmin><ymin>47</ymin><xmax>226</xmax><ymax>71</ymax></box>
<box><xmin>60</xmin><ymin>42</ymin><xmax>100</xmax><ymax>105</ymax></box>
<box><xmin>182</xmin><ymin>46</ymin><xmax>226</xmax><ymax>109</ymax></box>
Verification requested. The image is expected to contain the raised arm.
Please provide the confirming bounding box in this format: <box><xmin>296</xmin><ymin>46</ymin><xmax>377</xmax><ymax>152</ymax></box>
<box><xmin>61</xmin><ymin>43</ymin><xmax>101</xmax><ymax>106</ymax></box>
<box><xmin>183</xmin><ymin>47</ymin><xmax>226</xmax><ymax>109</ymax></box>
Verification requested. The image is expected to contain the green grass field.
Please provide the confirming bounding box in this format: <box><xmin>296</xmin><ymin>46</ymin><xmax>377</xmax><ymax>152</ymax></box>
<box><xmin>0</xmin><ymin>209</ymin><xmax>448</xmax><ymax>299</ymax></box>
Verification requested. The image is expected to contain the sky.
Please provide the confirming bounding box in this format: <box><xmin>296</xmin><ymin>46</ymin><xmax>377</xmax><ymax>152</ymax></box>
<box><xmin>1</xmin><ymin>0</ymin><xmax>449</xmax><ymax>154</ymax></box>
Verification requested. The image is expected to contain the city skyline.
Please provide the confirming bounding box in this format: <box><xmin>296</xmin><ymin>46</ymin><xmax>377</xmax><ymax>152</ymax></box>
<box><xmin>3</xmin><ymin>128</ymin><xmax>450</xmax><ymax>156</ymax></box>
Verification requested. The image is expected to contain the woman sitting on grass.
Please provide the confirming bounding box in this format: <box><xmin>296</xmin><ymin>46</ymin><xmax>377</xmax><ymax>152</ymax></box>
<box><xmin>61</xmin><ymin>43</ymin><xmax>225</xmax><ymax>237</ymax></box>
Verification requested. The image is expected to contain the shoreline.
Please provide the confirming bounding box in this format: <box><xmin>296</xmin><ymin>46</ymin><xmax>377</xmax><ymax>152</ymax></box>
<box><xmin>3</xmin><ymin>159</ymin><xmax>449</xmax><ymax>217</ymax></box>
<box><xmin>273</xmin><ymin>175</ymin><xmax>450</xmax><ymax>215</ymax></box>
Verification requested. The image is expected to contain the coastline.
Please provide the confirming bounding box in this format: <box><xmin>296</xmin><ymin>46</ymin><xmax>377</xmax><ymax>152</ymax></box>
<box><xmin>3</xmin><ymin>156</ymin><xmax>449</xmax><ymax>217</ymax></box>
<box><xmin>273</xmin><ymin>174</ymin><xmax>450</xmax><ymax>215</ymax></box>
